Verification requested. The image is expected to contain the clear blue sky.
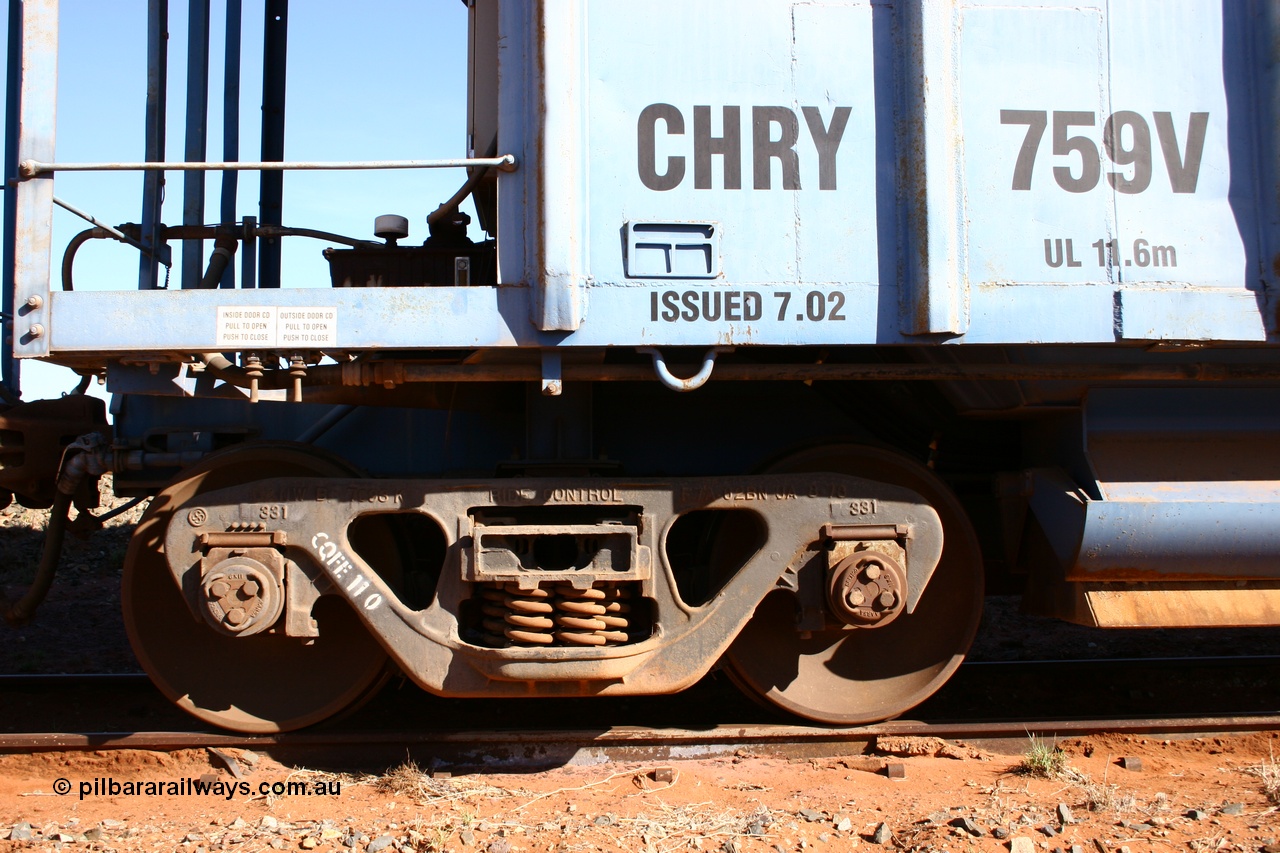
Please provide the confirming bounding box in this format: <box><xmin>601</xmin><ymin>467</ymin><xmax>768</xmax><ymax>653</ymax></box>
<box><xmin>4</xmin><ymin>0</ymin><xmax>473</xmax><ymax>400</ymax></box>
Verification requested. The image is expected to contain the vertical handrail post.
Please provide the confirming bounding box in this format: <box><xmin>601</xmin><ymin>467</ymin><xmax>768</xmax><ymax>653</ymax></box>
<box><xmin>2</xmin><ymin>0</ymin><xmax>26</xmax><ymax>396</ymax></box>
<box><xmin>219</xmin><ymin>0</ymin><xmax>242</xmax><ymax>288</ymax></box>
<box><xmin>258</xmin><ymin>0</ymin><xmax>288</xmax><ymax>289</ymax></box>
<box><xmin>138</xmin><ymin>0</ymin><xmax>169</xmax><ymax>290</ymax></box>
<box><xmin>181</xmin><ymin>0</ymin><xmax>211</xmax><ymax>289</ymax></box>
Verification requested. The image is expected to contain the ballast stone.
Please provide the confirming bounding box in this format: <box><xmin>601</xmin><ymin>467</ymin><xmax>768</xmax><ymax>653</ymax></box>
<box><xmin>1010</xmin><ymin>837</ymin><xmax>1038</xmax><ymax>853</ymax></box>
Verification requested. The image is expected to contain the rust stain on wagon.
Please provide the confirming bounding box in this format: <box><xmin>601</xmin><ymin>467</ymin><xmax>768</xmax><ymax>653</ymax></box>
<box><xmin>1085</xmin><ymin>585</ymin><xmax>1280</xmax><ymax>628</ymax></box>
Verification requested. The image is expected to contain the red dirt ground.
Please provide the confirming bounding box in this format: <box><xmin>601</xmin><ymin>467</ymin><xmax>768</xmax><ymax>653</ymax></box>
<box><xmin>1</xmin><ymin>732</ymin><xmax>1277</xmax><ymax>852</ymax></box>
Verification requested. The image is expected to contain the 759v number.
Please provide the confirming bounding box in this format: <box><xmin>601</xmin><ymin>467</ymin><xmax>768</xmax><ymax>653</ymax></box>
<box><xmin>1000</xmin><ymin>109</ymin><xmax>1208</xmax><ymax>194</ymax></box>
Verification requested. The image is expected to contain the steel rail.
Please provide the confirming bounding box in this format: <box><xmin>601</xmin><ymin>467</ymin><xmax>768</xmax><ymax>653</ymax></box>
<box><xmin>1</xmin><ymin>716</ymin><xmax>1277</xmax><ymax>757</ymax></box>
<box><xmin>19</xmin><ymin>155</ymin><xmax>517</xmax><ymax>177</ymax></box>
<box><xmin>2</xmin><ymin>661</ymin><xmax>1277</xmax><ymax>763</ymax></box>
<box><xmin>3</xmin><ymin>655</ymin><xmax>1276</xmax><ymax>686</ymax></box>
<box><xmin>5</xmin><ymin>655</ymin><xmax>1276</xmax><ymax>691</ymax></box>
<box><xmin>0</xmin><ymin>673</ymin><xmax>150</xmax><ymax>688</ymax></box>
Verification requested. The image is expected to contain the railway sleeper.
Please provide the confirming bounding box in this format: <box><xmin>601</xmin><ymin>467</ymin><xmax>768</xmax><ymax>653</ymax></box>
<box><xmin>158</xmin><ymin>473</ymin><xmax>945</xmax><ymax>699</ymax></box>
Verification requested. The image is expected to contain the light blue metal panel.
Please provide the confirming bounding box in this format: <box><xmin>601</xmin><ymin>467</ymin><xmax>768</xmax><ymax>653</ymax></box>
<box><xmin>899</xmin><ymin>0</ymin><xmax>965</xmax><ymax>335</ymax></box>
<box><xmin>1118</xmin><ymin>289</ymin><xmax>1266</xmax><ymax>342</ymax></box>
<box><xmin>494</xmin><ymin>0</ymin><xmax>533</xmax><ymax>288</ymax></box>
<box><xmin>960</xmin><ymin>3</ymin><xmax>1110</xmax><ymax>289</ymax></box>
<box><xmin>584</xmin><ymin>2</ymin><xmax>877</xmax><ymax>288</ymax></box>
<box><xmin>49</xmin><ymin>288</ymin><xmax>526</xmax><ymax>351</ymax></box>
<box><xmin>12</xmin><ymin>0</ymin><xmax>57</xmax><ymax>358</ymax></box>
<box><xmin>622</xmin><ymin>283</ymin><xmax>885</xmax><ymax>345</ymax></box>
<box><xmin>965</xmin><ymin>284</ymin><xmax>1118</xmax><ymax>344</ymax></box>
<box><xmin>491</xmin><ymin>0</ymin><xmax>589</xmax><ymax>332</ymax></box>
<box><xmin>532</xmin><ymin>0</ymin><xmax>587</xmax><ymax>331</ymax></box>
<box><xmin>1106</xmin><ymin>2</ymin><xmax>1251</xmax><ymax>289</ymax></box>
<box><xmin>957</xmin><ymin>0</ymin><xmax>1264</xmax><ymax>343</ymax></box>
<box><xmin>47</xmin><ymin>283</ymin><xmax>894</xmax><ymax>350</ymax></box>
<box><xmin>573</xmin><ymin>0</ymin><xmax>1272</xmax><ymax>346</ymax></box>
<box><xmin>790</xmin><ymin>4</ymin><xmax>886</xmax><ymax>290</ymax></box>
<box><xmin>24</xmin><ymin>0</ymin><xmax>1280</xmax><ymax>356</ymax></box>
<box><xmin>40</xmin><ymin>282</ymin><xmax>1269</xmax><ymax>355</ymax></box>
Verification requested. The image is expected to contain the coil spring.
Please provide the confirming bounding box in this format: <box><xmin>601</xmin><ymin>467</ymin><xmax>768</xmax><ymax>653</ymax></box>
<box><xmin>478</xmin><ymin>582</ymin><xmax>635</xmax><ymax>647</ymax></box>
<box><xmin>480</xmin><ymin>584</ymin><xmax>555</xmax><ymax>646</ymax></box>
<box><xmin>553</xmin><ymin>584</ymin><xmax>632</xmax><ymax>645</ymax></box>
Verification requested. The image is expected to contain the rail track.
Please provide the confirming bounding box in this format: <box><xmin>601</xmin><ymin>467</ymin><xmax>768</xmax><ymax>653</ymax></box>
<box><xmin>2</xmin><ymin>717</ymin><xmax>1277</xmax><ymax>770</ymax></box>
<box><xmin>2</xmin><ymin>656</ymin><xmax>1277</xmax><ymax>768</ymax></box>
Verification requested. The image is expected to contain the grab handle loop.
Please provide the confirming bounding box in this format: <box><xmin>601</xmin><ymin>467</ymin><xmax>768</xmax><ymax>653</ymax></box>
<box><xmin>637</xmin><ymin>347</ymin><xmax>732</xmax><ymax>392</ymax></box>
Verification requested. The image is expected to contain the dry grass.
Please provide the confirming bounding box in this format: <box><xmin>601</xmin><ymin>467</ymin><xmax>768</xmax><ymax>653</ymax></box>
<box><xmin>616</xmin><ymin>802</ymin><xmax>768</xmax><ymax>853</ymax></box>
<box><xmin>375</xmin><ymin>758</ymin><xmax>525</xmax><ymax>804</ymax></box>
<box><xmin>1061</xmin><ymin>766</ymin><xmax>1136</xmax><ymax>816</ymax></box>
<box><xmin>1188</xmin><ymin>834</ymin><xmax>1231</xmax><ymax>853</ymax></box>
<box><xmin>376</xmin><ymin>758</ymin><xmax>433</xmax><ymax>796</ymax></box>
<box><xmin>981</xmin><ymin>779</ymin><xmax>1032</xmax><ymax>828</ymax></box>
<box><xmin>1079</xmin><ymin>781</ymin><xmax>1136</xmax><ymax>815</ymax></box>
<box><xmin>371</xmin><ymin>762</ymin><xmax>775</xmax><ymax>853</ymax></box>
<box><xmin>1246</xmin><ymin>748</ymin><xmax>1280</xmax><ymax>805</ymax></box>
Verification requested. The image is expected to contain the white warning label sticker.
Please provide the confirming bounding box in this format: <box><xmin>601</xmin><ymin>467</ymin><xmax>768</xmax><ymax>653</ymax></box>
<box><xmin>215</xmin><ymin>306</ymin><xmax>277</xmax><ymax>347</ymax></box>
<box><xmin>216</xmin><ymin>306</ymin><xmax>337</xmax><ymax>348</ymax></box>
<box><xmin>277</xmin><ymin>308</ymin><xmax>338</xmax><ymax>347</ymax></box>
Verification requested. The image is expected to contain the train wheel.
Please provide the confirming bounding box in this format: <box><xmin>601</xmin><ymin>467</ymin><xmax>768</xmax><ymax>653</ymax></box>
<box><xmin>122</xmin><ymin>443</ymin><xmax>391</xmax><ymax>733</ymax></box>
<box><xmin>722</xmin><ymin>444</ymin><xmax>983</xmax><ymax>725</ymax></box>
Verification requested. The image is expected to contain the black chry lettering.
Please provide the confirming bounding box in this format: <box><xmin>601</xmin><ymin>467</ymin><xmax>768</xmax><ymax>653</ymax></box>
<box><xmin>637</xmin><ymin>104</ymin><xmax>850</xmax><ymax>192</ymax></box>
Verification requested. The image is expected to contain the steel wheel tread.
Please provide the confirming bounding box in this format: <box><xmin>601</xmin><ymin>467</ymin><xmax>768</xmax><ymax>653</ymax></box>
<box><xmin>122</xmin><ymin>443</ymin><xmax>391</xmax><ymax>733</ymax></box>
<box><xmin>721</xmin><ymin>443</ymin><xmax>984</xmax><ymax>725</ymax></box>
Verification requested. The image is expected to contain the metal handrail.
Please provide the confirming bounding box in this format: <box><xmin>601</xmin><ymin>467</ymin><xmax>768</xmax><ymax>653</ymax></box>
<box><xmin>19</xmin><ymin>154</ymin><xmax>517</xmax><ymax>178</ymax></box>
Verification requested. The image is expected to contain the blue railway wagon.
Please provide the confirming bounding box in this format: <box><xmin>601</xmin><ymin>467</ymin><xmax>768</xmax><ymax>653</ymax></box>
<box><xmin>2</xmin><ymin>0</ymin><xmax>1278</xmax><ymax>731</ymax></box>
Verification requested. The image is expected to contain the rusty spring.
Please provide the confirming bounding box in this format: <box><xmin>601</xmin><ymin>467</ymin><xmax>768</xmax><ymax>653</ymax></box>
<box><xmin>479</xmin><ymin>582</ymin><xmax>634</xmax><ymax>647</ymax></box>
